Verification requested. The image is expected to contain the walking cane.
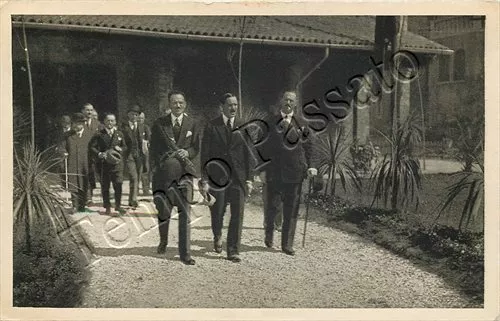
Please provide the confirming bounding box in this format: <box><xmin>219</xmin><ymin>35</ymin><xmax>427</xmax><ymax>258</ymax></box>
<box><xmin>302</xmin><ymin>176</ymin><xmax>313</xmax><ymax>248</ymax></box>
<box><xmin>64</xmin><ymin>154</ymin><xmax>70</xmax><ymax>204</ymax></box>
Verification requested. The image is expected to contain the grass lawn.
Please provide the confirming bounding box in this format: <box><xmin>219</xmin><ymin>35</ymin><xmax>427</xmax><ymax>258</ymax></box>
<box><xmin>329</xmin><ymin>173</ymin><xmax>484</xmax><ymax>233</ymax></box>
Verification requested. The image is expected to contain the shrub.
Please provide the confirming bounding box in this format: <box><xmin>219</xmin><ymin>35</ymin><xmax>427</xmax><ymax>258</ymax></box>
<box><xmin>13</xmin><ymin>230</ymin><xmax>89</xmax><ymax>307</ymax></box>
<box><xmin>350</xmin><ymin>141</ymin><xmax>379</xmax><ymax>175</ymax></box>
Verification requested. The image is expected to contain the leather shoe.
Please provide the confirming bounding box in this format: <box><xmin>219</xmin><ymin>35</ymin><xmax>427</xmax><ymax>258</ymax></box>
<box><xmin>214</xmin><ymin>238</ymin><xmax>222</xmax><ymax>253</ymax></box>
<box><xmin>115</xmin><ymin>207</ymin><xmax>126</xmax><ymax>214</ymax></box>
<box><xmin>181</xmin><ymin>257</ymin><xmax>196</xmax><ymax>265</ymax></box>
<box><xmin>264</xmin><ymin>239</ymin><xmax>273</xmax><ymax>248</ymax></box>
<box><xmin>227</xmin><ymin>255</ymin><xmax>241</xmax><ymax>263</ymax></box>
<box><xmin>129</xmin><ymin>201</ymin><xmax>139</xmax><ymax>209</ymax></box>
<box><xmin>282</xmin><ymin>248</ymin><xmax>295</xmax><ymax>256</ymax></box>
<box><xmin>157</xmin><ymin>242</ymin><xmax>167</xmax><ymax>254</ymax></box>
<box><xmin>105</xmin><ymin>207</ymin><xmax>111</xmax><ymax>215</ymax></box>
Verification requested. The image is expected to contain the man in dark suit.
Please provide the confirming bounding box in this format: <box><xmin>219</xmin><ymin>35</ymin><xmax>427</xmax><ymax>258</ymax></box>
<box><xmin>91</xmin><ymin>113</ymin><xmax>127</xmax><ymax>216</ymax></box>
<box><xmin>200</xmin><ymin>93</ymin><xmax>254</xmax><ymax>263</ymax></box>
<box><xmin>63</xmin><ymin>112</ymin><xmax>94</xmax><ymax>213</ymax></box>
<box><xmin>262</xmin><ymin>91</ymin><xmax>318</xmax><ymax>256</ymax></box>
<box><xmin>138</xmin><ymin>112</ymin><xmax>152</xmax><ymax>196</ymax></box>
<box><xmin>82</xmin><ymin>103</ymin><xmax>101</xmax><ymax>204</ymax></box>
<box><xmin>150</xmin><ymin>91</ymin><xmax>200</xmax><ymax>265</ymax></box>
<box><xmin>121</xmin><ymin>105</ymin><xmax>147</xmax><ymax>208</ymax></box>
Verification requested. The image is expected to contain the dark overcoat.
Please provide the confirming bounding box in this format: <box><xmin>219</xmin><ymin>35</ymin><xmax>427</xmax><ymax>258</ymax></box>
<box><xmin>64</xmin><ymin>129</ymin><xmax>93</xmax><ymax>192</ymax></box>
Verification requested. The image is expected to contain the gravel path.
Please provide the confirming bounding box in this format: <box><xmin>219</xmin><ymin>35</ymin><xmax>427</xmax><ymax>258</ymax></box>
<box><xmin>69</xmin><ymin>183</ymin><xmax>472</xmax><ymax>308</ymax></box>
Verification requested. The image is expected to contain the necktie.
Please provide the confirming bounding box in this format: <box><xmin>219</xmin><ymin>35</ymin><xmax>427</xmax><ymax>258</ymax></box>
<box><xmin>226</xmin><ymin>118</ymin><xmax>232</xmax><ymax>130</ymax></box>
<box><xmin>173</xmin><ymin>119</ymin><xmax>181</xmax><ymax>142</ymax></box>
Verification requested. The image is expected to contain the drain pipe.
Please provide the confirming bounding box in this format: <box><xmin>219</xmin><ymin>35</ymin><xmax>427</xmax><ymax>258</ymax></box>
<box><xmin>295</xmin><ymin>47</ymin><xmax>330</xmax><ymax>116</ymax></box>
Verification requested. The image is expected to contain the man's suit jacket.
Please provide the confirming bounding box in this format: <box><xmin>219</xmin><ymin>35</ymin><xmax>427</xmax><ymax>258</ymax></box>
<box><xmin>262</xmin><ymin>113</ymin><xmax>316</xmax><ymax>184</ymax></box>
<box><xmin>201</xmin><ymin>115</ymin><xmax>253</xmax><ymax>192</ymax></box>
<box><xmin>85</xmin><ymin>119</ymin><xmax>101</xmax><ymax>134</ymax></box>
<box><xmin>90</xmin><ymin>128</ymin><xmax>128</xmax><ymax>178</ymax></box>
<box><xmin>64</xmin><ymin>129</ymin><xmax>93</xmax><ymax>191</ymax></box>
<box><xmin>142</xmin><ymin>123</ymin><xmax>152</xmax><ymax>172</ymax></box>
<box><xmin>150</xmin><ymin>114</ymin><xmax>200</xmax><ymax>186</ymax></box>
<box><xmin>121</xmin><ymin>122</ymin><xmax>147</xmax><ymax>160</ymax></box>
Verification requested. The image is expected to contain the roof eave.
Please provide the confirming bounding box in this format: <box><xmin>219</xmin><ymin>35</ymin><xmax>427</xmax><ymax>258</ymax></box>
<box><xmin>11</xmin><ymin>21</ymin><xmax>371</xmax><ymax>51</ymax></box>
<box><xmin>13</xmin><ymin>21</ymin><xmax>451</xmax><ymax>55</ymax></box>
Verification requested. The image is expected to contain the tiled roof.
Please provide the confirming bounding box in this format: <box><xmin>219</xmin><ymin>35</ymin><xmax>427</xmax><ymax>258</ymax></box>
<box><xmin>11</xmin><ymin>15</ymin><xmax>452</xmax><ymax>54</ymax></box>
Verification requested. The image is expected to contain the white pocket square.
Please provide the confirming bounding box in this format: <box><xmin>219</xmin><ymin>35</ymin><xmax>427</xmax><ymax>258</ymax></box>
<box><xmin>186</xmin><ymin>131</ymin><xmax>193</xmax><ymax>138</ymax></box>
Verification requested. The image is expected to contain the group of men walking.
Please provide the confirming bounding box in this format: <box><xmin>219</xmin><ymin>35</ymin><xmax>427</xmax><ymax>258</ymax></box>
<box><xmin>60</xmin><ymin>90</ymin><xmax>318</xmax><ymax>265</ymax></box>
<box><xmin>58</xmin><ymin>103</ymin><xmax>151</xmax><ymax>215</ymax></box>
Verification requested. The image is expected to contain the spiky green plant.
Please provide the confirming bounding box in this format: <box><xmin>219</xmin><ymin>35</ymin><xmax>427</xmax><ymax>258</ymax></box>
<box><xmin>449</xmin><ymin>115</ymin><xmax>484</xmax><ymax>172</ymax></box>
<box><xmin>436</xmin><ymin>131</ymin><xmax>484</xmax><ymax>231</ymax></box>
<box><xmin>313</xmin><ymin>124</ymin><xmax>361</xmax><ymax>197</ymax></box>
<box><xmin>370</xmin><ymin>113</ymin><xmax>423</xmax><ymax>210</ymax></box>
<box><xmin>13</xmin><ymin>143</ymin><xmax>68</xmax><ymax>251</ymax></box>
<box><xmin>13</xmin><ymin>106</ymin><xmax>31</xmax><ymax>146</ymax></box>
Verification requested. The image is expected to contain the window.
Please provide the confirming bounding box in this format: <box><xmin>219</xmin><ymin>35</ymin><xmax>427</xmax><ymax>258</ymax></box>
<box><xmin>438</xmin><ymin>55</ymin><xmax>451</xmax><ymax>82</ymax></box>
<box><xmin>453</xmin><ymin>49</ymin><xmax>465</xmax><ymax>81</ymax></box>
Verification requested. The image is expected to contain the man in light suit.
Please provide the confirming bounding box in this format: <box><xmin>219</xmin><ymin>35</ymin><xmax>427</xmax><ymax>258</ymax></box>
<box><xmin>150</xmin><ymin>91</ymin><xmax>200</xmax><ymax>265</ymax></box>
<box><xmin>261</xmin><ymin>91</ymin><xmax>318</xmax><ymax>256</ymax></box>
<box><xmin>200</xmin><ymin>93</ymin><xmax>254</xmax><ymax>263</ymax></box>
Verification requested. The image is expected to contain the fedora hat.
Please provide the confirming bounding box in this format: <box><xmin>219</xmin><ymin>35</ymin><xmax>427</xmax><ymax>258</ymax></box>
<box><xmin>72</xmin><ymin>112</ymin><xmax>87</xmax><ymax>123</ymax></box>
<box><xmin>128</xmin><ymin>105</ymin><xmax>141</xmax><ymax>114</ymax></box>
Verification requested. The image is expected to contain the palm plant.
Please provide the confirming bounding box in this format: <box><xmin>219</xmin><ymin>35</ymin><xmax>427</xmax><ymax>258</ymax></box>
<box><xmin>370</xmin><ymin>113</ymin><xmax>423</xmax><ymax>210</ymax></box>
<box><xmin>313</xmin><ymin>124</ymin><xmax>361</xmax><ymax>197</ymax></box>
<box><xmin>436</xmin><ymin>129</ymin><xmax>484</xmax><ymax>231</ymax></box>
<box><xmin>13</xmin><ymin>106</ymin><xmax>31</xmax><ymax>146</ymax></box>
<box><xmin>13</xmin><ymin>142</ymin><xmax>68</xmax><ymax>251</ymax></box>
<box><xmin>449</xmin><ymin>115</ymin><xmax>484</xmax><ymax>172</ymax></box>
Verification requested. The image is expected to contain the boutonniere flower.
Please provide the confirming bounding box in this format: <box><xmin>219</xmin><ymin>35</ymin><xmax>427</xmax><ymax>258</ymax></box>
<box><xmin>186</xmin><ymin>131</ymin><xmax>193</xmax><ymax>138</ymax></box>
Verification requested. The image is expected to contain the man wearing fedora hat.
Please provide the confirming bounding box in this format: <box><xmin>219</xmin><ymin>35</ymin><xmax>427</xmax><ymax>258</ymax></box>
<box><xmin>91</xmin><ymin>113</ymin><xmax>127</xmax><ymax>216</ymax></box>
<box><xmin>63</xmin><ymin>112</ymin><xmax>94</xmax><ymax>212</ymax></box>
<box><xmin>121</xmin><ymin>104</ymin><xmax>147</xmax><ymax>208</ymax></box>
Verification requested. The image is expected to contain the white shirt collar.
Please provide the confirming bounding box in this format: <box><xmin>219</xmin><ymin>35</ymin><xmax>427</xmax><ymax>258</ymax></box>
<box><xmin>76</xmin><ymin>128</ymin><xmax>84</xmax><ymax>136</ymax></box>
<box><xmin>171</xmin><ymin>113</ymin><xmax>184</xmax><ymax>125</ymax></box>
<box><xmin>222</xmin><ymin>114</ymin><xmax>235</xmax><ymax>127</ymax></box>
<box><xmin>281</xmin><ymin>111</ymin><xmax>294</xmax><ymax>119</ymax></box>
<box><xmin>106</xmin><ymin>127</ymin><xmax>115</xmax><ymax>135</ymax></box>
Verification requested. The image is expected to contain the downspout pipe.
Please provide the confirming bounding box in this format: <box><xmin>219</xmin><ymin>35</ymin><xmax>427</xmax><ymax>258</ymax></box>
<box><xmin>295</xmin><ymin>46</ymin><xmax>330</xmax><ymax>116</ymax></box>
<box><xmin>296</xmin><ymin>47</ymin><xmax>330</xmax><ymax>90</ymax></box>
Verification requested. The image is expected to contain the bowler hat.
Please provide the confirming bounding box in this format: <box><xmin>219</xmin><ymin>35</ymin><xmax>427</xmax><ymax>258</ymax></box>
<box><xmin>72</xmin><ymin>112</ymin><xmax>87</xmax><ymax>123</ymax></box>
<box><xmin>128</xmin><ymin>105</ymin><xmax>141</xmax><ymax>114</ymax></box>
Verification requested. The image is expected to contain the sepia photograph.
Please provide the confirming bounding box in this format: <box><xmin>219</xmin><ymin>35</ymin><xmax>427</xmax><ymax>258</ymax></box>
<box><xmin>1</xmin><ymin>1</ymin><xmax>499</xmax><ymax>320</ymax></box>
